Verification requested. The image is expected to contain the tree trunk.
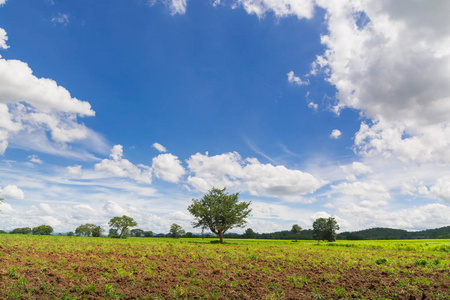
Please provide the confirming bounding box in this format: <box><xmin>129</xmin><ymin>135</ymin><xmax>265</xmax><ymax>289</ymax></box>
<box><xmin>219</xmin><ymin>231</ymin><xmax>224</xmax><ymax>244</ymax></box>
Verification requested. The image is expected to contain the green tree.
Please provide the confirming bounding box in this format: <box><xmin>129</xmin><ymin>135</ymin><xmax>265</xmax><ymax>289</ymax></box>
<box><xmin>67</xmin><ymin>231</ymin><xmax>74</xmax><ymax>236</ymax></box>
<box><xmin>0</xmin><ymin>230</ymin><xmax>6</xmax><ymax>234</ymax></box>
<box><xmin>32</xmin><ymin>225</ymin><xmax>53</xmax><ymax>235</ymax></box>
<box><xmin>130</xmin><ymin>229</ymin><xmax>144</xmax><ymax>237</ymax></box>
<box><xmin>10</xmin><ymin>227</ymin><xmax>32</xmax><ymax>234</ymax></box>
<box><xmin>244</xmin><ymin>228</ymin><xmax>256</xmax><ymax>239</ymax></box>
<box><xmin>75</xmin><ymin>224</ymin><xmax>98</xmax><ymax>237</ymax></box>
<box><xmin>144</xmin><ymin>230</ymin><xmax>153</xmax><ymax>237</ymax></box>
<box><xmin>108</xmin><ymin>215</ymin><xmax>137</xmax><ymax>239</ymax></box>
<box><xmin>291</xmin><ymin>224</ymin><xmax>302</xmax><ymax>242</ymax></box>
<box><xmin>187</xmin><ymin>187</ymin><xmax>252</xmax><ymax>244</ymax></box>
<box><xmin>313</xmin><ymin>217</ymin><xmax>339</xmax><ymax>242</ymax></box>
<box><xmin>185</xmin><ymin>232</ymin><xmax>193</xmax><ymax>238</ymax></box>
<box><xmin>170</xmin><ymin>223</ymin><xmax>185</xmax><ymax>238</ymax></box>
<box><xmin>91</xmin><ymin>226</ymin><xmax>104</xmax><ymax>237</ymax></box>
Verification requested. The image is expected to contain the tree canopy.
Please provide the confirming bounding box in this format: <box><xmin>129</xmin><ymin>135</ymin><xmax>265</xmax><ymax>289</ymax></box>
<box><xmin>170</xmin><ymin>223</ymin><xmax>185</xmax><ymax>238</ymax></box>
<box><xmin>108</xmin><ymin>215</ymin><xmax>137</xmax><ymax>239</ymax></box>
<box><xmin>187</xmin><ymin>187</ymin><xmax>251</xmax><ymax>243</ymax></box>
<box><xmin>291</xmin><ymin>224</ymin><xmax>302</xmax><ymax>242</ymax></box>
<box><xmin>313</xmin><ymin>217</ymin><xmax>339</xmax><ymax>242</ymax></box>
<box><xmin>32</xmin><ymin>225</ymin><xmax>53</xmax><ymax>235</ymax></box>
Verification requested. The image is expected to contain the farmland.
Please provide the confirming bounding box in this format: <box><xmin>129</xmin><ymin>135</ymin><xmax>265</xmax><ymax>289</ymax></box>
<box><xmin>0</xmin><ymin>235</ymin><xmax>449</xmax><ymax>299</ymax></box>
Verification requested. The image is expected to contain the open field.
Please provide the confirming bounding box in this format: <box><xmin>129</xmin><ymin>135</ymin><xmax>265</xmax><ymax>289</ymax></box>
<box><xmin>0</xmin><ymin>235</ymin><xmax>449</xmax><ymax>299</ymax></box>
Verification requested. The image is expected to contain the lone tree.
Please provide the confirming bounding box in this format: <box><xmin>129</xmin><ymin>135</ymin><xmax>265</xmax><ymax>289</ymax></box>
<box><xmin>312</xmin><ymin>217</ymin><xmax>339</xmax><ymax>242</ymax></box>
<box><xmin>187</xmin><ymin>187</ymin><xmax>252</xmax><ymax>244</ymax></box>
<box><xmin>170</xmin><ymin>223</ymin><xmax>185</xmax><ymax>238</ymax></box>
<box><xmin>108</xmin><ymin>215</ymin><xmax>137</xmax><ymax>239</ymax></box>
<box><xmin>291</xmin><ymin>224</ymin><xmax>302</xmax><ymax>242</ymax></box>
<box><xmin>75</xmin><ymin>224</ymin><xmax>98</xmax><ymax>237</ymax></box>
<box><xmin>32</xmin><ymin>225</ymin><xmax>53</xmax><ymax>235</ymax></box>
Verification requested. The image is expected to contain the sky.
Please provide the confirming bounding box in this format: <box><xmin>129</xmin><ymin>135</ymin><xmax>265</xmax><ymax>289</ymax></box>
<box><xmin>0</xmin><ymin>0</ymin><xmax>450</xmax><ymax>234</ymax></box>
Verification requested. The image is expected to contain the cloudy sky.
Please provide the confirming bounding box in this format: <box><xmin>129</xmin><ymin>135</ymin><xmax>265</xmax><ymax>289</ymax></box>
<box><xmin>0</xmin><ymin>0</ymin><xmax>449</xmax><ymax>234</ymax></box>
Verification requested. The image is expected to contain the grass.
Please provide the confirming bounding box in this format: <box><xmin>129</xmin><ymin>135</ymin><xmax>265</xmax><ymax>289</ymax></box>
<box><xmin>0</xmin><ymin>234</ymin><xmax>449</xmax><ymax>299</ymax></box>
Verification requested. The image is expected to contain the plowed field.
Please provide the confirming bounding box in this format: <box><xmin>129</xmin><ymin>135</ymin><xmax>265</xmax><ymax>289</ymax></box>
<box><xmin>0</xmin><ymin>235</ymin><xmax>449</xmax><ymax>299</ymax></box>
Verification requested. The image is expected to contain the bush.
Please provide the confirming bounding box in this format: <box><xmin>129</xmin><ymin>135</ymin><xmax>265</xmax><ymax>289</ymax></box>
<box><xmin>376</xmin><ymin>258</ymin><xmax>388</xmax><ymax>265</ymax></box>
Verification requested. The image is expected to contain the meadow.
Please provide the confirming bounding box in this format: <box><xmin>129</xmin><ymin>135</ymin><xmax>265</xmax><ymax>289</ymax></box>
<box><xmin>0</xmin><ymin>235</ymin><xmax>449</xmax><ymax>299</ymax></box>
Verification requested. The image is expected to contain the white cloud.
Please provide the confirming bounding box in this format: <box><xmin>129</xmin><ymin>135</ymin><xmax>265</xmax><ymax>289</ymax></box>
<box><xmin>51</xmin><ymin>13</ymin><xmax>69</xmax><ymax>26</ymax></box>
<box><xmin>66</xmin><ymin>165</ymin><xmax>82</xmax><ymax>176</ymax></box>
<box><xmin>40</xmin><ymin>203</ymin><xmax>54</xmax><ymax>214</ymax></box>
<box><xmin>152</xmin><ymin>142</ymin><xmax>167</xmax><ymax>152</ymax></box>
<box><xmin>330</xmin><ymin>129</ymin><xmax>341</xmax><ymax>139</ymax></box>
<box><xmin>332</xmin><ymin>180</ymin><xmax>390</xmax><ymax>208</ymax></box>
<box><xmin>287</xmin><ymin>71</ymin><xmax>309</xmax><ymax>86</ymax></box>
<box><xmin>234</xmin><ymin>0</ymin><xmax>315</xmax><ymax>20</ymax></box>
<box><xmin>312</xmin><ymin>1</ymin><xmax>450</xmax><ymax>163</ymax></box>
<box><xmin>0</xmin><ymin>1</ymin><xmax>7</xmax><ymax>6</ymax></box>
<box><xmin>152</xmin><ymin>153</ymin><xmax>185</xmax><ymax>183</ymax></box>
<box><xmin>0</xmin><ymin>185</ymin><xmax>25</xmax><ymax>200</ymax></box>
<box><xmin>186</xmin><ymin>151</ymin><xmax>325</xmax><ymax>197</ymax></box>
<box><xmin>95</xmin><ymin>145</ymin><xmax>152</xmax><ymax>184</ymax></box>
<box><xmin>430</xmin><ymin>176</ymin><xmax>450</xmax><ymax>203</ymax></box>
<box><xmin>167</xmin><ymin>0</ymin><xmax>188</xmax><ymax>15</ymax></box>
<box><xmin>340</xmin><ymin>161</ymin><xmax>372</xmax><ymax>181</ymax></box>
<box><xmin>0</xmin><ymin>57</ymin><xmax>98</xmax><ymax>156</ymax></box>
<box><xmin>0</xmin><ymin>27</ymin><xmax>9</xmax><ymax>49</ymax></box>
<box><xmin>308</xmin><ymin>102</ymin><xmax>318</xmax><ymax>111</ymax></box>
<box><xmin>28</xmin><ymin>155</ymin><xmax>43</xmax><ymax>164</ymax></box>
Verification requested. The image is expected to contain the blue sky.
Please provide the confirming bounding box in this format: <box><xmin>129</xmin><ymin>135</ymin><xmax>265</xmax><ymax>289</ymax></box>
<box><xmin>1</xmin><ymin>0</ymin><xmax>450</xmax><ymax>234</ymax></box>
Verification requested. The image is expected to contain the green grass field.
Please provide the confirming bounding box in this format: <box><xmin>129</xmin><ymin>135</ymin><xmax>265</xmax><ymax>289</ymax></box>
<box><xmin>1</xmin><ymin>235</ymin><xmax>449</xmax><ymax>299</ymax></box>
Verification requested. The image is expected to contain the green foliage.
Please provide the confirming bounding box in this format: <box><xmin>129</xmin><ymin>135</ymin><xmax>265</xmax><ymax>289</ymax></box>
<box><xmin>312</xmin><ymin>217</ymin><xmax>339</xmax><ymax>242</ymax></box>
<box><xmin>144</xmin><ymin>230</ymin><xmax>153</xmax><ymax>237</ymax></box>
<box><xmin>376</xmin><ymin>258</ymin><xmax>388</xmax><ymax>265</ymax></box>
<box><xmin>187</xmin><ymin>187</ymin><xmax>251</xmax><ymax>243</ymax></box>
<box><xmin>130</xmin><ymin>229</ymin><xmax>144</xmax><ymax>237</ymax></box>
<box><xmin>32</xmin><ymin>225</ymin><xmax>53</xmax><ymax>235</ymax></box>
<box><xmin>91</xmin><ymin>226</ymin><xmax>104</xmax><ymax>237</ymax></box>
<box><xmin>0</xmin><ymin>230</ymin><xmax>7</xmax><ymax>234</ymax></box>
<box><xmin>291</xmin><ymin>224</ymin><xmax>302</xmax><ymax>242</ymax></box>
<box><xmin>244</xmin><ymin>228</ymin><xmax>257</xmax><ymax>239</ymax></box>
<box><xmin>108</xmin><ymin>215</ymin><xmax>137</xmax><ymax>239</ymax></box>
<box><xmin>10</xmin><ymin>227</ymin><xmax>32</xmax><ymax>235</ymax></box>
<box><xmin>67</xmin><ymin>231</ymin><xmax>74</xmax><ymax>236</ymax></box>
<box><xmin>170</xmin><ymin>223</ymin><xmax>185</xmax><ymax>239</ymax></box>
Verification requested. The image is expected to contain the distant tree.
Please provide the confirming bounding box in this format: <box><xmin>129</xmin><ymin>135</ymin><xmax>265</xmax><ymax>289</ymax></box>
<box><xmin>67</xmin><ymin>231</ymin><xmax>74</xmax><ymax>236</ymax></box>
<box><xmin>170</xmin><ymin>223</ymin><xmax>185</xmax><ymax>239</ymax></box>
<box><xmin>75</xmin><ymin>224</ymin><xmax>98</xmax><ymax>237</ymax></box>
<box><xmin>144</xmin><ymin>231</ymin><xmax>153</xmax><ymax>237</ymax></box>
<box><xmin>108</xmin><ymin>215</ymin><xmax>137</xmax><ymax>239</ymax></box>
<box><xmin>185</xmin><ymin>232</ymin><xmax>193</xmax><ymax>238</ymax></box>
<box><xmin>32</xmin><ymin>225</ymin><xmax>53</xmax><ymax>235</ymax></box>
<box><xmin>291</xmin><ymin>224</ymin><xmax>302</xmax><ymax>242</ymax></box>
<box><xmin>188</xmin><ymin>187</ymin><xmax>252</xmax><ymax>244</ymax></box>
<box><xmin>0</xmin><ymin>230</ymin><xmax>6</xmax><ymax>234</ymax></box>
<box><xmin>155</xmin><ymin>233</ymin><xmax>165</xmax><ymax>237</ymax></box>
<box><xmin>313</xmin><ymin>217</ymin><xmax>339</xmax><ymax>242</ymax></box>
<box><xmin>10</xmin><ymin>227</ymin><xmax>32</xmax><ymax>235</ymax></box>
<box><xmin>91</xmin><ymin>226</ymin><xmax>104</xmax><ymax>237</ymax></box>
<box><xmin>130</xmin><ymin>229</ymin><xmax>144</xmax><ymax>237</ymax></box>
<box><xmin>244</xmin><ymin>228</ymin><xmax>256</xmax><ymax>239</ymax></box>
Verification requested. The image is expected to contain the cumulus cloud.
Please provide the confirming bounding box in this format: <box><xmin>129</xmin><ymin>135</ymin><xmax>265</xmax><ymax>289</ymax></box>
<box><xmin>311</xmin><ymin>1</ymin><xmax>450</xmax><ymax>163</ymax></box>
<box><xmin>51</xmin><ymin>13</ymin><xmax>70</xmax><ymax>26</ymax></box>
<box><xmin>332</xmin><ymin>180</ymin><xmax>390</xmax><ymax>208</ymax></box>
<box><xmin>95</xmin><ymin>145</ymin><xmax>152</xmax><ymax>184</ymax></box>
<box><xmin>0</xmin><ymin>185</ymin><xmax>25</xmax><ymax>200</ymax></box>
<box><xmin>234</xmin><ymin>0</ymin><xmax>315</xmax><ymax>20</ymax></box>
<box><xmin>186</xmin><ymin>151</ymin><xmax>325</xmax><ymax>197</ymax></box>
<box><xmin>0</xmin><ymin>27</ymin><xmax>9</xmax><ymax>49</ymax></box>
<box><xmin>340</xmin><ymin>162</ymin><xmax>372</xmax><ymax>181</ymax></box>
<box><xmin>330</xmin><ymin>129</ymin><xmax>341</xmax><ymax>139</ymax></box>
<box><xmin>152</xmin><ymin>142</ymin><xmax>167</xmax><ymax>152</ymax></box>
<box><xmin>152</xmin><ymin>153</ymin><xmax>185</xmax><ymax>183</ymax></box>
<box><xmin>0</xmin><ymin>56</ymin><xmax>97</xmax><ymax>155</ymax></box>
<box><xmin>430</xmin><ymin>176</ymin><xmax>450</xmax><ymax>203</ymax></box>
<box><xmin>287</xmin><ymin>71</ymin><xmax>309</xmax><ymax>86</ymax></box>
